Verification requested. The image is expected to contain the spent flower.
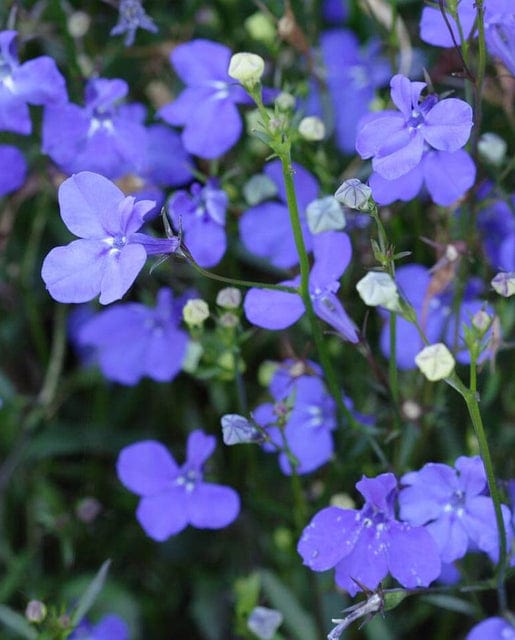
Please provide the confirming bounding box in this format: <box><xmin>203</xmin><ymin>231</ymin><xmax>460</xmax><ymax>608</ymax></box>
<box><xmin>110</xmin><ymin>0</ymin><xmax>158</xmax><ymax>47</ymax></box>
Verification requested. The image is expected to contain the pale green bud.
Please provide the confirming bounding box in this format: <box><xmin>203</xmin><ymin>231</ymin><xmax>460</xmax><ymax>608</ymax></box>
<box><xmin>243</xmin><ymin>173</ymin><xmax>278</xmax><ymax>205</ymax></box>
<box><xmin>478</xmin><ymin>132</ymin><xmax>507</xmax><ymax>167</ymax></box>
<box><xmin>244</xmin><ymin>12</ymin><xmax>276</xmax><ymax>45</ymax></box>
<box><xmin>335</xmin><ymin>178</ymin><xmax>372</xmax><ymax>211</ymax></box>
<box><xmin>298</xmin><ymin>116</ymin><xmax>325</xmax><ymax>141</ymax></box>
<box><xmin>356</xmin><ymin>271</ymin><xmax>401</xmax><ymax>312</ymax></box>
<box><xmin>228</xmin><ymin>52</ymin><xmax>265</xmax><ymax>86</ymax></box>
<box><xmin>415</xmin><ymin>343</ymin><xmax>455</xmax><ymax>381</ymax></box>
<box><xmin>183</xmin><ymin>299</ymin><xmax>209</xmax><ymax>326</ymax></box>
<box><xmin>275</xmin><ymin>91</ymin><xmax>295</xmax><ymax>111</ymax></box>
<box><xmin>306</xmin><ymin>196</ymin><xmax>346</xmax><ymax>234</ymax></box>
<box><xmin>248</xmin><ymin>606</ymin><xmax>283</xmax><ymax>640</ymax></box>
<box><xmin>67</xmin><ymin>11</ymin><xmax>91</xmax><ymax>38</ymax></box>
<box><xmin>491</xmin><ymin>271</ymin><xmax>515</xmax><ymax>297</ymax></box>
<box><xmin>25</xmin><ymin>600</ymin><xmax>47</xmax><ymax>624</ymax></box>
<box><xmin>216</xmin><ymin>287</ymin><xmax>242</xmax><ymax>309</ymax></box>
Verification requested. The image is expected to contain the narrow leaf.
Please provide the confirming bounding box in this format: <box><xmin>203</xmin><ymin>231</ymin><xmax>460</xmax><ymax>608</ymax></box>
<box><xmin>70</xmin><ymin>559</ymin><xmax>111</xmax><ymax>626</ymax></box>
<box><xmin>0</xmin><ymin>605</ymin><xmax>37</xmax><ymax>640</ymax></box>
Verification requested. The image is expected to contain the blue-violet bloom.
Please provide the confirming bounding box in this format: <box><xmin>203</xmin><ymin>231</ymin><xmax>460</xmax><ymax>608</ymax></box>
<box><xmin>0</xmin><ymin>144</ymin><xmax>26</xmax><ymax>196</ymax></box>
<box><xmin>398</xmin><ymin>456</ymin><xmax>512</xmax><ymax>564</ymax></box>
<box><xmin>117</xmin><ymin>430</ymin><xmax>240</xmax><ymax>540</ymax></box>
<box><xmin>466</xmin><ymin>616</ymin><xmax>515</xmax><ymax>640</ymax></box>
<box><xmin>356</xmin><ymin>74</ymin><xmax>473</xmax><ymax>180</ymax></box>
<box><xmin>41</xmin><ymin>172</ymin><xmax>178</xmax><ymax>304</ymax></box>
<box><xmin>70</xmin><ymin>614</ymin><xmax>129</xmax><ymax>640</ymax></box>
<box><xmin>159</xmin><ymin>39</ymin><xmax>252</xmax><ymax>159</ymax></box>
<box><xmin>0</xmin><ymin>30</ymin><xmax>67</xmax><ymax>134</ymax></box>
<box><xmin>244</xmin><ymin>231</ymin><xmax>359</xmax><ymax>342</ymax></box>
<box><xmin>110</xmin><ymin>0</ymin><xmax>158</xmax><ymax>47</ymax></box>
<box><xmin>298</xmin><ymin>473</ymin><xmax>441</xmax><ymax>595</ymax></box>
<box><xmin>76</xmin><ymin>288</ymin><xmax>188</xmax><ymax>385</ymax></box>
<box><xmin>168</xmin><ymin>179</ymin><xmax>228</xmax><ymax>268</ymax></box>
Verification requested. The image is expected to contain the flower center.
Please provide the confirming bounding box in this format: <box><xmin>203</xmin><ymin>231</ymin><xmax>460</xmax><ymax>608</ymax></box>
<box><xmin>175</xmin><ymin>468</ymin><xmax>201</xmax><ymax>493</ymax></box>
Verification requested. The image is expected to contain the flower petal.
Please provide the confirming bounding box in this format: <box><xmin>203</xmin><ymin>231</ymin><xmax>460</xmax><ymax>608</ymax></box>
<box><xmin>387</xmin><ymin>521</ymin><xmax>441</xmax><ymax>587</ymax></box>
<box><xmin>117</xmin><ymin>440</ymin><xmax>179</xmax><ymax>496</ymax></box>
<box><xmin>187</xmin><ymin>483</ymin><xmax>240</xmax><ymax>528</ymax></box>
<box><xmin>136</xmin><ymin>490</ymin><xmax>189</xmax><ymax>540</ymax></box>
<box><xmin>244</xmin><ymin>283</ymin><xmax>304</xmax><ymax>330</ymax></box>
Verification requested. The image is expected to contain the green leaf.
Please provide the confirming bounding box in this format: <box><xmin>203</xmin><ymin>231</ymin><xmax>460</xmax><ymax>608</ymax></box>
<box><xmin>69</xmin><ymin>559</ymin><xmax>111</xmax><ymax>627</ymax></box>
<box><xmin>259</xmin><ymin>570</ymin><xmax>317</xmax><ymax>640</ymax></box>
<box><xmin>421</xmin><ymin>594</ymin><xmax>476</xmax><ymax>616</ymax></box>
<box><xmin>0</xmin><ymin>605</ymin><xmax>37</xmax><ymax>640</ymax></box>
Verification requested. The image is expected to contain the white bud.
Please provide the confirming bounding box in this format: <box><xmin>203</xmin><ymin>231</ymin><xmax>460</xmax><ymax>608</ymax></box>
<box><xmin>243</xmin><ymin>173</ymin><xmax>278</xmax><ymax>205</ymax></box>
<box><xmin>25</xmin><ymin>601</ymin><xmax>47</xmax><ymax>624</ymax></box>
<box><xmin>183</xmin><ymin>299</ymin><xmax>209</xmax><ymax>326</ymax></box>
<box><xmin>356</xmin><ymin>271</ymin><xmax>401</xmax><ymax>312</ymax></box>
<box><xmin>306</xmin><ymin>196</ymin><xmax>346</xmax><ymax>234</ymax></box>
<box><xmin>415</xmin><ymin>343</ymin><xmax>455</xmax><ymax>381</ymax></box>
<box><xmin>335</xmin><ymin>178</ymin><xmax>372</xmax><ymax>211</ymax></box>
<box><xmin>471</xmin><ymin>309</ymin><xmax>492</xmax><ymax>332</ymax></box>
<box><xmin>274</xmin><ymin>91</ymin><xmax>296</xmax><ymax>110</ymax></box>
<box><xmin>298</xmin><ymin>116</ymin><xmax>325</xmax><ymax>141</ymax></box>
<box><xmin>67</xmin><ymin>11</ymin><xmax>91</xmax><ymax>38</ymax></box>
<box><xmin>228</xmin><ymin>52</ymin><xmax>265</xmax><ymax>86</ymax></box>
<box><xmin>248</xmin><ymin>606</ymin><xmax>283</xmax><ymax>640</ymax></box>
<box><xmin>491</xmin><ymin>271</ymin><xmax>515</xmax><ymax>297</ymax></box>
<box><xmin>216</xmin><ymin>287</ymin><xmax>242</xmax><ymax>309</ymax></box>
<box><xmin>478</xmin><ymin>132</ymin><xmax>507</xmax><ymax>167</ymax></box>
<box><xmin>221</xmin><ymin>414</ymin><xmax>261</xmax><ymax>445</ymax></box>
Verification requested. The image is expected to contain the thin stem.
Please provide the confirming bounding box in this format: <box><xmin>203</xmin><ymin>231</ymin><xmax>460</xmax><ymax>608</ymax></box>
<box><xmin>471</xmin><ymin>0</ymin><xmax>487</xmax><ymax>154</ymax></box>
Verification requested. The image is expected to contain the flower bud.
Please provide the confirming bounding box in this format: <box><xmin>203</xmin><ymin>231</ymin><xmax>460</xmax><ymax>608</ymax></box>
<box><xmin>415</xmin><ymin>343</ymin><xmax>455</xmax><ymax>381</ymax></box>
<box><xmin>228</xmin><ymin>52</ymin><xmax>265</xmax><ymax>86</ymax></box>
<box><xmin>491</xmin><ymin>271</ymin><xmax>515</xmax><ymax>297</ymax></box>
<box><xmin>219</xmin><ymin>311</ymin><xmax>239</xmax><ymax>328</ymax></box>
<box><xmin>67</xmin><ymin>11</ymin><xmax>91</xmax><ymax>38</ymax></box>
<box><xmin>183</xmin><ymin>299</ymin><xmax>209</xmax><ymax>326</ymax></box>
<box><xmin>216</xmin><ymin>287</ymin><xmax>242</xmax><ymax>309</ymax></box>
<box><xmin>478</xmin><ymin>132</ymin><xmax>507</xmax><ymax>167</ymax></box>
<box><xmin>335</xmin><ymin>178</ymin><xmax>372</xmax><ymax>211</ymax></box>
<box><xmin>275</xmin><ymin>91</ymin><xmax>296</xmax><ymax>111</ymax></box>
<box><xmin>221</xmin><ymin>414</ymin><xmax>261</xmax><ymax>445</ymax></box>
<box><xmin>244</xmin><ymin>12</ymin><xmax>276</xmax><ymax>45</ymax></box>
<box><xmin>356</xmin><ymin>271</ymin><xmax>400</xmax><ymax>312</ymax></box>
<box><xmin>306</xmin><ymin>196</ymin><xmax>346</xmax><ymax>234</ymax></box>
<box><xmin>471</xmin><ymin>309</ymin><xmax>492</xmax><ymax>332</ymax></box>
<box><xmin>243</xmin><ymin>173</ymin><xmax>278</xmax><ymax>205</ymax></box>
<box><xmin>248</xmin><ymin>606</ymin><xmax>283</xmax><ymax>640</ymax></box>
<box><xmin>298</xmin><ymin>116</ymin><xmax>325</xmax><ymax>141</ymax></box>
<box><xmin>25</xmin><ymin>600</ymin><xmax>47</xmax><ymax>624</ymax></box>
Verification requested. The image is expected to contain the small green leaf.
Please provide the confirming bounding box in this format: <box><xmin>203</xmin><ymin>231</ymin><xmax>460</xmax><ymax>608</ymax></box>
<box><xmin>421</xmin><ymin>594</ymin><xmax>476</xmax><ymax>616</ymax></box>
<box><xmin>0</xmin><ymin>605</ymin><xmax>38</xmax><ymax>640</ymax></box>
<box><xmin>70</xmin><ymin>559</ymin><xmax>111</xmax><ymax>627</ymax></box>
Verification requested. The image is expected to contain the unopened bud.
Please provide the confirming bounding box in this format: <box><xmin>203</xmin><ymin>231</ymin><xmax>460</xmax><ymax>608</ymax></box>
<box><xmin>221</xmin><ymin>414</ymin><xmax>261</xmax><ymax>445</ymax></box>
<box><xmin>243</xmin><ymin>173</ymin><xmax>278</xmax><ymax>205</ymax></box>
<box><xmin>478</xmin><ymin>132</ymin><xmax>507</xmax><ymax>167</ymax></box>
<box><xmin>244</xmin><ymin>12</ymin><xmax>276</xmax><ymax>45</ymax></box>
<box><xmin>183</xmin><ymin>299</ymin><xmax>209</xmax><ymax>326</ymax></box>
<box><xmin>415</xmin><ymin>343</ymin><xmax>455</xmax><ymax>381</ymax></box>
<box><xmin>471</xmin><ymin>309</ymin><xmax>492</xmax><ymax>332</ymax></box>
<box><xmin>298</xmin><ymin>116</ymin><xmax>325</xmax><ymax>141</ymax></box>
<box><xmin>219</xmin><ymin>311</ymin><xmax>239</xmax><ymax>328</ymax></box>
<box><xmin>491</xmin><ymin>271</ymin><xmax>515</xmax><ymax>297</ymax></box>
<box><xmin>248</xmin><ymin>606</ymin><xmax>284</xmax><ymax>640</ymax></box>
<box><xmin>356</xmin><ymin>271</ymin><xmax>400</xmax><ymax>312</ymax></box>
<box><xmin>275</xmin><ymin>91</ymin><xmax>295</xmax><ymax>111</ymax></box>
<box><xmin>335</xmin><ymin>178</ymin><xmax>372</xmax><ymax>211</ymax></box>
<box><xmin>228</xmin><ymin>52</ymin><xmax>265</xmax><ymax>86</ymax></box>
<box><xmin>216</xmin><ymin>287</ymin><xmax>241</xmax><ymax>309</ymax></box>
<box><xmin>306</xmin><ymin>196</ymin><xmax>346</xmax><ymax>234</ymax></box>
<box><xmin>67</xmin><ymin>11</ymin><xmax>91</xmax><ymax>38</ymax></box>
<box><xmin>25</xmin><ymin>601</ymin><xmax>47</xmax><ymax>624</ymax></box>
<box><xmin>402</xmin><ymin>400</ymin><xmax>422</xmax><ymax>421</ymax></box>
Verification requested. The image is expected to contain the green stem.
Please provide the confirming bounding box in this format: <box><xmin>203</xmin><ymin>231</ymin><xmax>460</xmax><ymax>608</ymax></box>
<box><xmin>471</xmin><ymin>0</ymin><xmax>487</xmax><ymax>154</ymax></box>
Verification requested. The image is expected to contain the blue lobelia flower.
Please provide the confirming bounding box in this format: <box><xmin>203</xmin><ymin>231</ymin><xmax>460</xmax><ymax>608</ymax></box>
<box><xmin>399</xmin><ymin>456</ymin><xmax>513</xmax><ymax>565</ymax></box>
<box><xmin>110</xmin><ymin>0</ymin><xmax>158</xmax><ymax>47</ymax></box>
<box><xmin>168</xmin><ymin>179</ymin><xmax>228</xmax><ymax>268</ymax></box>
<box><xmin>356</xmin><ymin>74</ymin><xmax>473</xmax><ymax>180</ymax></box>
<box><xmin>239</xmin><ymin>159</ymin><xmax>318</xmax><ymax>269</ymax></box>
<box><xmin>317</xmin><ymin>29</ymin><xmax>391</xmax><ymax>154</ymax></box>
<box><xmin>0</xmin><ymin>144</ymin><xmax>26</xmax><ymax>196</ymax></box>
<box><xmin>466</xmin><ymin>617</ymin><xmax>515</xmax><ymax>640</ymax></box>
<box><xmin>158</xmin><ymin>39</ymin><xmax>253</xmax><ymax>159</ymax></box>
<box><xmin>70</xmin><ymin>614</ymin><xmax>129</xmax><ymax>640</ymax></box>
<box><xmin>476</xmin><ymin>188</ymin><xmax>515</xmax><ymax>272</ymax></box>
<box><xmin>368</xmin><ymin>147</ymin><xmax>476</xmax><ymax>206</ymax></box>
<box><xmin>252</xmin><ymin>369</ymin><xmax>337</xmax><ymax>475</ymax></box>
<box><xmin>420</xmin><ymin>0</ymin><xmax>515</xmax><ymax>76</ymax></box>
<box><xmin>41</xmin><ymin>172</ymin><xmax>178</xmax><ymax>304</ymax></box>
<box><xmin>76</xmin><ymin>288</ymin><xmax>189</xmax><ymax>385</ymax></box>
<box><xmin>116</xmin><ymin>430</ymin><xmax>240</xmax><ymax>541</ymax></box>
<box><xmin>0</xmin><ymin>30</ymin><xmax>67</xmax><ymax>134</ymax></box>
<box><xmin>379</xmin><ymin>264</ymin><xmax>497</xmax><ymax>368</ymax></box>
<box><xmin>244</xmin><ymin>231</ymin><xmax>359</xmax><ymax>342</ymax></box>
<box><xmin>297</xmin><ymin>473</ymin><xmax>441</xmax><ymax>595</ymax></box>
<box><xmin>42</xmin><ymin>78</ymin><xmax>148</xmax><ymax>179</ymax></box>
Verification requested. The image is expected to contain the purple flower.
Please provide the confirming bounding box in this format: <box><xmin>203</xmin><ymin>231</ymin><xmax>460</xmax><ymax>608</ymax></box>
<box><xmin>159</xmin><ymin>39</ymin><xmax>252</xmax><ymax>159</ymax></box>
<box><xmin>0</xmin><ymin>144</ymin><xmax>26</xmax><ymax>196</ymax></box>
<box><xmin>477</xmin><ymin>191</ymin><xmax>515</xmax><ymax>271</ymax></box>
<box><xmin>168</xmin><ymin>179</ymin><xmax>228</xmax><ymax>267</ymax></box>
<box><xmin>369</xmin><ymin>148</ymin><xmax>476</xmax><ymax>206</ymax></box>
<box><xmin>110</xmin><ymin>0</ymin><xmax>158</xmax><ymax>47</ymax></box>
<box><xmin>380</xmin><ymin>264</ymin><xmax>496</xmax><ymax>368</ymax></box>
<box><xmin>253</xmin><ymin>373</ymin><xmax>336</xmax><ymax>475</ymax></box>
<box><xmin>0</xmin><ymin>30</ymin><xmax>67</xmax><ymax>134</ymax></box>
<box><xmin>316</xmin><ymin>30</ymin><xmax>391</xmax><ymax>154</ymax></box>
<box><xmin>41</xmin><ymin>172</ymin><xmax>178</xmax><ymax>304</ymax></box>
<box><xmin>356</xmin><ymin>74</ymin><xmax>473</xmax><ymax>180</ymax></box>
<box><xmin>466</xmin><ymin>617</ymin><xmax>515</xmax><ymax>640</ymax></box>
<box><xmin>298</xmin><ymin>473</ymin><xmax>441</xmax><ymax>595</ymax></box>
<box><xmin>76</xmin><ymin>288</ymin><xmax>189</xmax><ymax>385</ymax></box>
<box><xmin>399</xmin><ymin>456</ymin><xmax>512</xmax><ymax>564</ymax></box>
<box><xmin>420</xmin><ymin>0</ymin><xmax>515</xmax><ymax>76</ymax></box>
<box><xmin>239</xmin><ymin>159</ymin><xmax>318</xmax><ymax>269</ymax></box>
<box><xmin>244</xmin><ymin>231</ymin><xmax>359</xmax><ymax>342</ymax></box>
<box><xmin>117</xmin><ymin>430</ymin><xmax>240</xmax><ymax>541</ymax></box>
<box><xmin>42</xmin><ymin>78</ymin><xmax>148</xmax><ymax>179</ymax></box>
<box><xmin>70</xmin><ymin>614</ymin><xmax>129</xmax><ymax>640</ymax></box>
